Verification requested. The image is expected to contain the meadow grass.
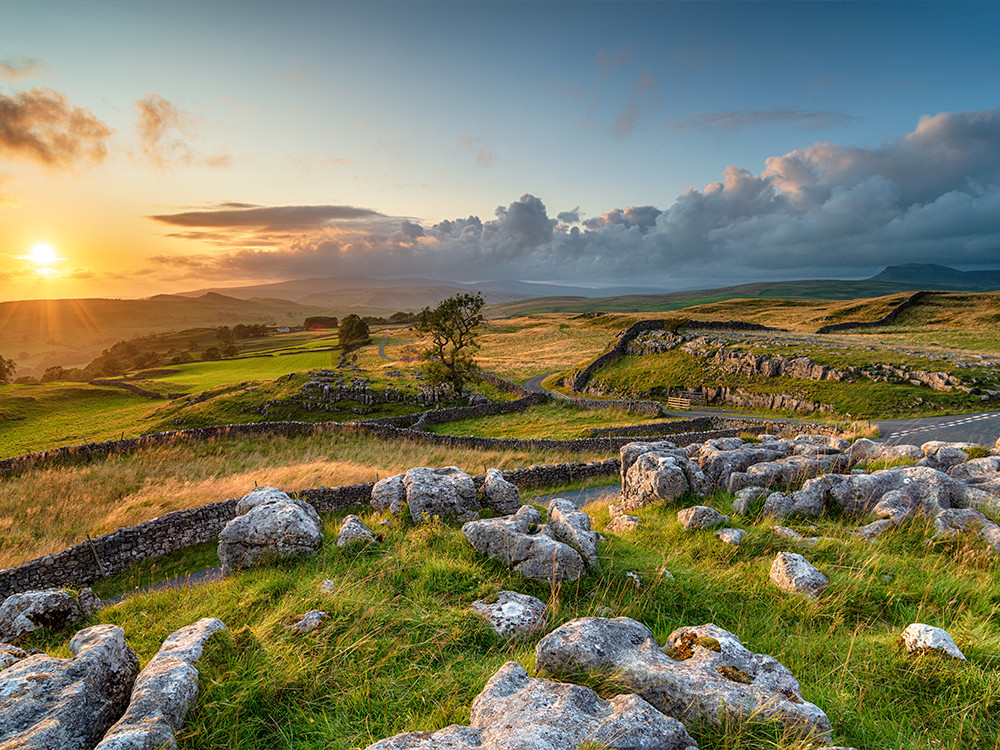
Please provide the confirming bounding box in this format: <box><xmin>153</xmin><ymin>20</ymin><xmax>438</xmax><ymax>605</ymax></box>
<box><xmin>21</xmin><ymin>490</ymin><xmax>1000</xmax><ymax>749</ymax></box>
<box><xmin>426</xmin><ymin>400</ymin><xmax>671</xmax><ymax>439</ymax></box>
<box><xmin>0</xmin><ymin>383</ymin><xmax>159</xmax><ymax>459</ymax></box>
<box><xmin>0</xmin><ymin>430</ymin><xmax>610</xmax><ymax>569</ymax></box>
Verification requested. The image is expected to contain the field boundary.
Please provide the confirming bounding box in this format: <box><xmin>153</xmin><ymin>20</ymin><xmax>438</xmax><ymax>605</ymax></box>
<box><xmin>815</xmin><ymin>290</ymin><xmax>940</xmax><ymax>334</ymax></box>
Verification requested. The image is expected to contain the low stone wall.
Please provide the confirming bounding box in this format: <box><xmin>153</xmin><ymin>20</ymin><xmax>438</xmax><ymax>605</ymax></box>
<box><xmin>561</xmin><ymin>396</ymin><xmax>663</xmax><ymax>416</ymax></box>
<box><xmin>569</xmin><ymin>319</ymin><xmax>665</xmax><ymax>391</ymax></box>
<box><xmin>588</xmin><ymin>417</ymin><xmax>714</xmax><ymax>437</ymax></box>
<box><xmin>816</xmin><ymin>291</ymin><xmax>939</xmax><ymax>334</ymax></box>
<box><xmin>479</xmin><ymin>371</ymin><xmax>530</xmax><ymax>398</ymax></box>
<box><xmin>0</xmin><ymin>458</ymin><xmax>621</xmax><ymax>598</ymax></box>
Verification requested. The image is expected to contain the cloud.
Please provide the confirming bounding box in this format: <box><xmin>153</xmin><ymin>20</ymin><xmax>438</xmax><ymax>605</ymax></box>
<box><xmin>148</xmin><ymin>108</ymin><xmax>1000</xmax><ymax>287</ymax></box>
<box><xmin>0</xmin><ymin>88</ymin><xmax>111</xmax><ymax>169</ymax></box>
<box><xmin>669</xmin><ymin>108</ymin><xmax>857</xmax><ymax>133</ymax></box>
<box><xmin>134</xmin><ymin>94</ymin><xmax>231</xmax><ymax>169</ymax></box>
<box><xmin>459</xmin><ymin>136</ymin><xmax>494</xmax><ymax>168</ymax></box>
<box><xmin>0</xmin><ymin>56</ymin><xmax>47</xmax><ymax>81</ymax></box>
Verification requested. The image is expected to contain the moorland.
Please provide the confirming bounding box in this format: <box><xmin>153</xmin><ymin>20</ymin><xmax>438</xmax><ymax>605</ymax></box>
<box><xmin>1</xmin><ymin>279</ymin><xmax>1000</xmax><ymax>750</ymax></box>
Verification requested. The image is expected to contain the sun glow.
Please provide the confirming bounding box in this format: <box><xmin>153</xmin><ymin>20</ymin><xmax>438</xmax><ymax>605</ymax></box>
<box><xmin>28</xmin><ymin>243</ymin><xmax>59</xmax><ymax>266</ymax></box>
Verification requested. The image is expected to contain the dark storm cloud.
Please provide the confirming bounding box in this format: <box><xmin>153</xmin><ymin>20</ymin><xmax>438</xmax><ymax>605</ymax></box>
<box><xmin>149</xmin><ymin>109</ymin><xmax>1000</xmax><ymax>286</ymax></box>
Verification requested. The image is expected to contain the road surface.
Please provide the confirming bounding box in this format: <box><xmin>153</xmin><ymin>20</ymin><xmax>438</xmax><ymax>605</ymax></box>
<box><xmin>877</xmin><ymin>411</ymin><xmax>1000</xmax><ymax>447</ymax></box>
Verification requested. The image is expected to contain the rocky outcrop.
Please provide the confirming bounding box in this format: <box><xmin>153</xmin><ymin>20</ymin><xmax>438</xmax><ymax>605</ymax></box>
<box><xmin>336</xmin><ymin>515</ymin><xmax>376</xmax><ymax>547</ymax></box>
<box><xmin>217</xmin><ymin>487</ymin><xmax>323</xmax><ymax>575</ymax></box>
<box><xmin>770</xmin><ymin>552</ymin><xmax>829</xmax><ymax>598</ymax></box>
<box><xmin>371</xmin><ymin>467</ymin><xmax>481</xmax><ymax>523</ymax></box>
<box><xmin>727</xmin><ymin>453</ymin><xmax>852</xmax><ymax>493</ymax></box>
<box><xmin>848</xmin><ymin>438</ymin><xmax>923</xmax><ymax>464</ymax></box>
<box><xmin>470</xmin><ymin>591</ymin><xmax>547</xmax><ymax>638</ymax></box>
<box><xmin>900</xmin><ymin>623</ymin><xmax>966</xmax><ymax>660</ymax></box>
<box><xmin>619</xmin><ymin>441</ymin><xmax>708</xmax><ymax>510</ymax></box>
<box><xmin>461</xmin><ymin>506</ymin><xmax>586</xmax><ymax>584</ymax></box>
<box><xmin>0</xmin><ymin>587</ymin><xmax>101</xmax><ymax>641</ymax></box>
<box><xmin>366</xmin><ymin>661</ymin><xmax>696</xmax><ymax>750</ymax></box>
<box><xmin>0</xmin><ymin>624</ymin><xmax>139</xmax><ymax>749</ymax></box>
<box><xmin>0</xmin><ymin>643</ymin><xmax>28</xmax><ymax>669</ymax></box>
<box><xmin>480</xmin><ymin>469</ymin><xmax>520</xmax><ymax>516</ymax></box>
<box><xmin>95</xmin><ymin>618</ymin><xmax>226</xmax><ymax>750</ymax></box>
<box><xmin>535</xmin><ymin>617</ymin><xmax>831</xmax><ymax>740</ymax></box>
<box><xmin>933</xmin><ymin>508</ymin><xmax>1000</xmax><ymax>552</ymax></box>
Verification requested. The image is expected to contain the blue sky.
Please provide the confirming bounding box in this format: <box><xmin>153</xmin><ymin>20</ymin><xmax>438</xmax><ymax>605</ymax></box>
<box><xmin>1</xmin><ymin>1</ymin><xmax>999</xmax><ymax>299</ymax></box>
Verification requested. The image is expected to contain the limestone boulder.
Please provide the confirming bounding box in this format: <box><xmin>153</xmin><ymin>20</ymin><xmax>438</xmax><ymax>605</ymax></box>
<box><xmin>0</xmin><ymin>624</ymin><xmax>139</xmax><ymax>749</ymax></box>
<box><xmin>769</xmin><ymin>552</ymin><xmax>829</xmax><ymax>598</ymax></box>
<box><xmin>728</xmin><ymin>453</ymin><xmax>851</xmax><ymax>493</ymax></box>
<box><xmin>950</xmin><ymin>456</ymin><xmax>1000</xmax><ymax>483</ymax></box>
<box><xmin>900</xmin><ymin>623</ymin><xmax>966</xmax><ymax>660</ymax></box>
<box><xmin>371</xmin><ymin>467</ymin><xmax>481</xmax><ymax>523</ymax></box>
<box><xmin>619</xmin><ymin>440</ymin><xmax>679</xmax><ymax>481</ymax></box>
<box><xmin>677</xmin><ymin>506</ymin><xmax>729</xmax><ymax>530</ymax></box>
<box><xmin>95</xmin><ymin>617</ymin><xmax>226</xmax><ymax>750</ymax></box>
<box><xmin>337</xmin><ymin>514</ymin><xmax>376</xmax><ymax>547</ymax></box>
<box><xmin>731</xmin><ymin>486</ymin><xmax>769</xmax><ymax>516</ymax></box>
<box><xmin>545</xmin><ymin>499</ymin><xmax>600</xmax><ymax>570</ymax></box>
<box><xmin>404</xmin><ymin>467</ymin><xmax>480</xmax><ymax>523</ymax></box>
<box><xmin>606</xmin><ymin>504</ymin><xmax>640</xmax><ymax>534</ymax></box>
<box><xmin>620</xmin><ymin>449</ymin><xmax>706</xmax><ymax>510</ymax></box>
<box><xmin>791</xmin><ymin>435</ymin><xmax>850</xmax><ymax>455</ymax></box>
<box><xmin>470</xmin><ymin>591</ymin><xmax>546</xmax><ymax>638</ymax></box>
<box><xmin>0</xmin><ymin>643</ymin><xmax>28</xmax><ymax>670</ymax></box>
<box><xmin>366</xmin><ymin>661</ymin><xmax>696</xmax><ymax>750</ymax></box>
<box><xmin>462</xmin><ymin>506</ymin><xmax>585</xmax><ymax>583</ymax></box>
<box><xmin>847</xmin><ymin>438</ymin><xmax>922</xmax><ymax>464</ymax></box>
<box><xmin>480</xmin><ymin>468</ymin><xmax>520</xmax><ymax>516</ymax></box>
<box><xmin>535</xmin><ymin>617</ymin><xmax>831</xmax><ymax>740</ymax></box>
<box><xmin>0</xmin><ymin>587</ymin><xmax>101</xmax><ymax>641</ymax></box>
<box><xmin>933</xmin><ymin>508</ymin><xmax>1000</xmax><ymax>553</ymax></box>
<box><xmin>697</xmin><ymin>444</ymin><xmax>787</xmax><ymax>491</ymax></box>
<box><xmin>218</xmin><ymin>489</ymin><xmax>323</xmax><ymax>575</ymax></box>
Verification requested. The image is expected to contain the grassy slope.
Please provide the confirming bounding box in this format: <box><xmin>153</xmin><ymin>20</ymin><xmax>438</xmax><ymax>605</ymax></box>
<box><xmin>22</xmin><ymin>492</ymin><xmax>1000</xmax><ymax>750</ymax></box>
<box><xmin>0</xmin><ymin>431</ymin><xmax>609</xmax><ymax>568</ymax></box>
<box><xmin>425</xmin><ymin>400</ymin><xmax>671</xmax><ymax>440</ymax></box>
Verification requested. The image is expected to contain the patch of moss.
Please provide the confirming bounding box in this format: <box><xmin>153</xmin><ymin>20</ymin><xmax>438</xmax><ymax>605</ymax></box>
<box><xmin>668</xmin><ymin>631</ymin><xmax>722</xmax><ymax>661</ymax></box>
<box><xmin>717</xmin><ymin>665</ymin><xmax>754</xmax><ymax>684</ymax></box>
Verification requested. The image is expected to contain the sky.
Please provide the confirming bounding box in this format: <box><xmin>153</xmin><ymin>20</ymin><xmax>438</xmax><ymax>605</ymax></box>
<box><xmin>2</xmin><ymin>0</ymin><xmax>1000</xmax><ymax>301</ymax></box>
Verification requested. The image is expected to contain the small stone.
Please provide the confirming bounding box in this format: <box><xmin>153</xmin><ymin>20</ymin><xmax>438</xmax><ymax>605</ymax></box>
<box><xmin>470</xmin><ymin>591</ymin><xmax>546</xmax><ymax>638</ymax></box>
<box><xmin>319</xmin><ymin>579</ymin><xmax>337</xmax><ymax>594</ymax></box>
<box><xmin>900</xmin><ymin>623</ymin><xmax>966</xmax><ymax>660</ymax></box>
<box><xmin>716</xmin><ymin>528</ymin><xmax>745</xmax><ymax>546</ymax></box>
<box><xmin>659</xmin><ymin>567</ymin><xmax>675</xmax><ymax>580</ymax></box>
<box><xmin>769</xmin><ymin>552</ymin><xmax>829</xmax><ymax>598</ymax></box>
<box><xmin>677</xmin><ymin>506</ymin><xmax>730</xmax><ymax>530</ymax></box>
<box><xmin>772</xmin><ymin>526</ymin><xmax>821</xmax><ymax>546</ymax></box>
<box><xmin>626</xmin><ymin>572</ymin><xmax>642</xmax><ymax>588</ymax></box>
<box><xmin>336</xmin><ymin>514</ymin><xmax>376</xmax><ymax>547</ymax></box>
<box><xmin>606</xmin><ymin>514</ymin><xmax>640</xmax><ymax>534</ymax></box>
<box><xmin>287</xmin><ymin>610</ymin><xmax>328</xmax><ymax>634</ymax></box>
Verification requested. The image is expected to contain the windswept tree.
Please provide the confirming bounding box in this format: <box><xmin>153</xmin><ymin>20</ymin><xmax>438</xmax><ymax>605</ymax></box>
<box><xmin>0</xmin><ymin>355</ymin><xmax>16</xmax><ymax>384</ymax></box>
<box><xmin>339</xmin><ymin>314</ymin><xmax>371</xmax><ymax>350</ymax></box>
<box><xmin>415</xmin><ymin>292</ymin><xmax>485</xmax><ymax>394</ymax></box>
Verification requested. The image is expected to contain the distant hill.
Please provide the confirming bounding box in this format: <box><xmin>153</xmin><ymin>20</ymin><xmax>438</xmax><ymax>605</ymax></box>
<box><xmin>870</xmin><ymin>263</ymin><xmax>1000</xmax><ymax>290</ymax></box>
<box><xmin>486</xmin><ymin>265</ymin><xmax>1000</xmax><ymax>317</ymax></box>
<box><xmin>0</xmin><ymin>293</ymin><xmax>323</xmax><ymax>377</ymax></box>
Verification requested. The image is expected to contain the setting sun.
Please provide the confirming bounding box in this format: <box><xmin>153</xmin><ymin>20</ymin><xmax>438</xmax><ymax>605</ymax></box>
<box><xmin>28</xmin><ymin>243</ymin><xmax>59</xmax><ymax>266</ymax></box>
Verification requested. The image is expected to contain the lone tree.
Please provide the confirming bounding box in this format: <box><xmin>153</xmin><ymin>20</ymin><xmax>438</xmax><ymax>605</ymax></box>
<box><xmin>0</xmin><ymin>355</ymin><xmax>15</xmax><ymax>384</ymax></box>
<box><xmin>339</xmin><ymin>314</ymin><xmax>371</xmax><ymax>350</ymax></box>
<box><xmin>415</xmin><ymin>292</ymin><xmax>485</xmax><ymax>394</ymax></box>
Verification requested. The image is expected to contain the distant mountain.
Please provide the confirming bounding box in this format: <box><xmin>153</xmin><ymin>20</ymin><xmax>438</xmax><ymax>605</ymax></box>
<box><xmin>870</xmin><ymin>263</ymin><xmax>1000</xmax><ymax>290</ymax></box>
<box><xmin>177</xmin><ymin>276</ymin><xmax>662</xmax><ymax>304</ymax></box>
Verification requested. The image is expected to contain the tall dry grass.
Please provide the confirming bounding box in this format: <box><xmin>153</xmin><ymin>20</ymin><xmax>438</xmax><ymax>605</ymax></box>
<box><xmin>0</xmin><ymin>431</ymin><xmax>609</xmax><ymax>569</ymax></box>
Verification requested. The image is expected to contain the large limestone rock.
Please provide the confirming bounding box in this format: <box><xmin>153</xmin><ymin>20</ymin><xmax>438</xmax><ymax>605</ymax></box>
<box><xmin>371</xmin><ymin>467</ymin><xmax>481</xmax><ymax>523</ymax></box>
<box><xmin>366</xmin><ymin>661</ymin><xmax>696</xmax><ymax>750</ymax></box>
<box><xmin>619</xmin><ymin>442</ymin><xmax>708</xmax><ymax>510</ymax></box>
<box><xmin>545</xmin><ymin>498</ymin><xmax>600</xmax><ymax>570</ymax></box>
<box><xmin>848</xmin><ymin>438</ymin><xmax>922</xmax><ymax>464</ymax></box>
<box><xmin>95</xmin><ymin>617</ymin><xmax>226</xmax><ymax>750</ymax></box>
<box><xmin>535</xmin><ymin>617</ymin><xmax>831</xmax><ymax>741</ymax></box>
<box><xmin>0</xmin><ymin>624</ymin><xmax>140</xmax><ymax>749</ymax></box>
<box><xmin>933</xmin><ymin>508</ymin><xmax>1000</xmax><ymax>553</ymax></box>
<box><xmin>462</xmin><ymin>506</ymin><xmax>585</xmax><ymax>583</ymax></box>
<box><xmin>696</xmin><ymin>442</ymin><xmax>787</xmax><ymax>491</ymax></box>
<box><xmin>791</xmin><ymin>435</ymin><xmax>850</xmax><ymax>455</ymax></box>
<box><xmin>0</xmin><ymin>587</ymin><xmax>101</xmax><ymax>641</ymax></box>
<box><xmin>480</xmin><ymin>469</ymin><xmax>520</xmax><ymax>516</ymax></box>
<box><xmin>727</xmin><ymin>453</ymin><xmax>851</xmax><ymax>493</ymax></box>
<box><xmin>900</xmin><ymin>623</ymin><xmax>966</xmax><ymax>660</ymax></box>
<box><xmin>470</xmin><ymin>591</ymin><xmax>546</xmax><ymax>638</ymax></box>
<box><xmin>218</xmin><ymin>488</ymin><xmax>323</xmax><ymax>575</ymax></box>
<box><xmin>770</xmin><ymin>552</ymin><xmax>829</xmax><ymax>598</ymax></box>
